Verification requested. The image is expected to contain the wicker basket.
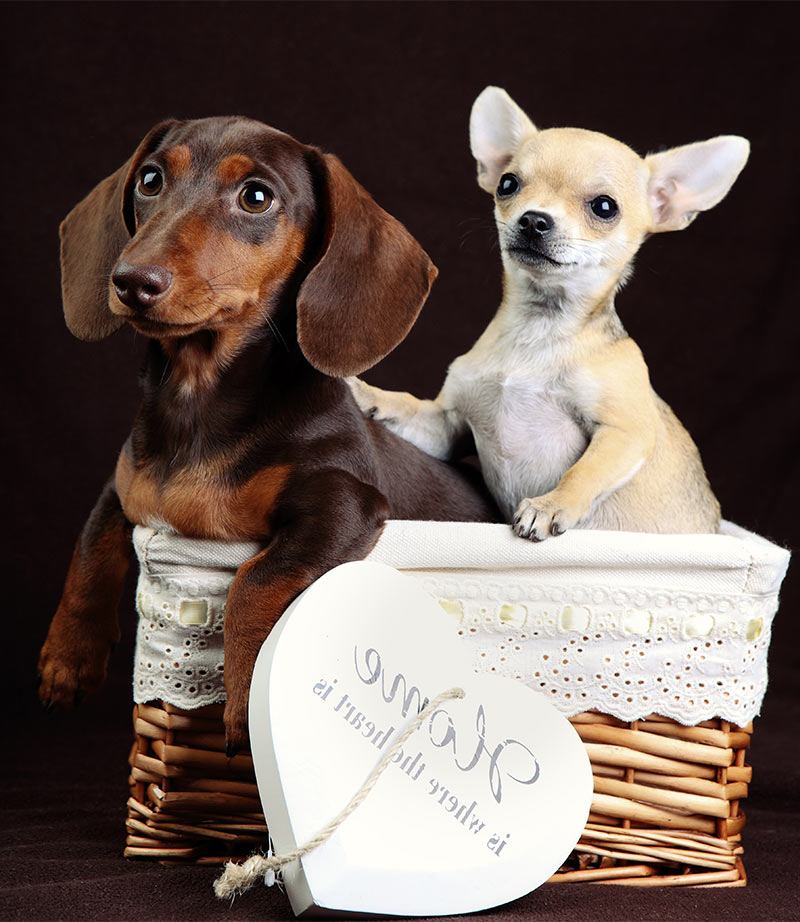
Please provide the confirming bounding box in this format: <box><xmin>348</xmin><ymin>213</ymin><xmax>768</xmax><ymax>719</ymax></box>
<box><xmin>552</xmin><ymin>710</ymin><xmax>749</xmax><ymax>886</ymax></box>
<box><xmin>126</xmin><ymin>520</ymin><xmax>787</xmax><ymax>885</ymax></box>
<box><xmin>126</xmin><ymin>702</ymin><xmax>265</xmax><ymax>865</ymax></box>
<box><xmin>126</xmin><ymin>701</ymin><xmax>750</xmax><ymax>885</ymax></box>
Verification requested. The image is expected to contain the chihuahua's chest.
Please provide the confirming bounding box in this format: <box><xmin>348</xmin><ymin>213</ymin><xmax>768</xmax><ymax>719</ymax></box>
<box><xmin>450</xmin><ymin>355</ymin><xmax>589</xmax><ymax>519</ymax></box>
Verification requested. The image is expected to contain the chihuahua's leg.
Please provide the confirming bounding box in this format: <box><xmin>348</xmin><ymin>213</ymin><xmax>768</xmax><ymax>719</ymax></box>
<box><xmin>38</xmin><ymin>478</ymin><xmax>133</xmax><ymax>707</ymax></box>
<box><xmin>515</xmin><ymin>342</ymin><xmax>659</xmax><ymax>541</ymax></box>
<box><xmin>515</xmin><ymin>424</ymin><xmax>654</xmax><ymax>541</ymax></box>
<box><xmin>222</xmin><ymin>469</ymin><xmax>390</xmax><ymax>754</ymax></box>
<box><xmin>347</xmin><ymin>377</ymin><xmax>468</xmax><ymax>460</ymax></box>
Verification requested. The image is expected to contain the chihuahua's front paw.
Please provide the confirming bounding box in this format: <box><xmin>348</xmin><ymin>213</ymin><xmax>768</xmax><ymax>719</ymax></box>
<box><xmin>346</xmin><ymin>377</ymin><xmax>384</xmax><ymax>420</ymax></box>
<box><xmin>37</xmin><ymin>627</ymin><xmax>114</xmax><ymax>709</ymax></box>
<box><xmin>513</xmin><ymin>493</ymin><xmax>580</xmax><ymax>542</ymax></box>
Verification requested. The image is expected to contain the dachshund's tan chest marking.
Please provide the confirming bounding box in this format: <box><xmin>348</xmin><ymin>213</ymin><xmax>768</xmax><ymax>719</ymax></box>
<box><xmin>115</xmin><ymin>449</ymin><xmax>291</xmax><ymax>541</ymax></box>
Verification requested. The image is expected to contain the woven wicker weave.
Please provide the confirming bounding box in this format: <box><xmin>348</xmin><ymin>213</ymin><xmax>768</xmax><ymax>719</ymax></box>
<box><xmin>126</xmin><ymin>702</ymin><xmax>265</xmax><ymax>865</ymax></box>
<box><xmin>126</xmin><ymin>701</ymin><xmax>750</xmax><ymax>884</ymax></box>
<box><xmin>551</xmin><ymin>710</ymin><xmax>749</xmax><ymax>885</ymax></box>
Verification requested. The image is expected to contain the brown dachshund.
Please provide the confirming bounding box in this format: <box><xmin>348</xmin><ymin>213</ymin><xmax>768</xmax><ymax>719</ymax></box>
<box><xmin>37</xmin><ymin>117</ymin><xmax>499</xmax><ymax>754</ymax></box>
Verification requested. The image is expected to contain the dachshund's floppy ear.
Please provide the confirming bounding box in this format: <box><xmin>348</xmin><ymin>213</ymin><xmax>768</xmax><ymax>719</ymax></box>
<box><xmin>297</xmin><ymin>153</ymin><xmax>437</xmax><ymax>378</ymax></box>
<box><xmin>60</xmin><ymin>120</ymin><xmax>178</xmax><ymax>341</ymax></box>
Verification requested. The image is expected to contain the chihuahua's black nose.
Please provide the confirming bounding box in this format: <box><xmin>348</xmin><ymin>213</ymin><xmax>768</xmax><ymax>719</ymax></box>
<box><xmin>518</xmin><ymin>211</ymin><xmax>554</xmax><ymax>237</ymax></box>
<box><xmin>112</xmin><ymin>262</ymin><xmax>173</xmax><ymax>311</ymax></box>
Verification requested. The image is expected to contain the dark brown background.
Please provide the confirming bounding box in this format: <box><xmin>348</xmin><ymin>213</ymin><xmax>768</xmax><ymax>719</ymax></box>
<box><xmin>2</xmin><ymin>2</ymin><xmax>798</xmax><ymax>920</ymax></box>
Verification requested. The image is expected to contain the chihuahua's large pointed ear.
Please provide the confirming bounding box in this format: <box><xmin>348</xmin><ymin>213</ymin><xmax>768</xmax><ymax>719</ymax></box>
<box><xmin>645</xmin><ymin>136</ymin><xmax>750</xmax><ymax>233</ymax></box>
<box><xmin>60</xmin><ymin>120</ymin><xmax>178</xmax><ymax>340</ymax></box>
<box><xmin>296</xmin><ymin>153</ymin><xmax>437</xmax><ymax>378</ymax></box>
<box><xmin>470</xmin><ymin>86</ymin><xmax>537</xmax><ymax>194</ymax></box>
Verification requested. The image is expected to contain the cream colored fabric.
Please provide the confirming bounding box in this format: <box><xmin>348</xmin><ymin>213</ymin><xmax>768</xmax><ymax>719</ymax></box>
<box><xmin>369</xmin><ymin>521</ymin><xmax>789</xmax><ymax>726</ymax></box>
<box><xmin>132</xmin><ymin>521</ymin><xmax>789</xmax><ymax>725</ymax></box>
<box><xmin>132</xmin><ymin>527</ymin><xmax>259</xmax><ymax>708</ymax></box>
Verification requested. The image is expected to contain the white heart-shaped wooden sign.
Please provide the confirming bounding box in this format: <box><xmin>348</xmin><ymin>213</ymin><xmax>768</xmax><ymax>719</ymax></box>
<box><xmin>249</xmin><ymin>561</ymin><xmax>592</xmax><ymax>917</ymax></box>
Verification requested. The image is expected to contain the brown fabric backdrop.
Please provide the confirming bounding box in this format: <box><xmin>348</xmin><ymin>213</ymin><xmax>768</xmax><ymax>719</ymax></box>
<box><xmin>2</xmin><ymin>2</ymin><xmax>798</xmax><ymax>919</ymax></box>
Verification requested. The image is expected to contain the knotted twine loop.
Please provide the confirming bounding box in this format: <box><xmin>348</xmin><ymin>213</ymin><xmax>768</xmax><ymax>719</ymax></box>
<box><xmin>213</xmin><ymin>686</ymin><xmax>465</xmax><ymax>900</ymax></box>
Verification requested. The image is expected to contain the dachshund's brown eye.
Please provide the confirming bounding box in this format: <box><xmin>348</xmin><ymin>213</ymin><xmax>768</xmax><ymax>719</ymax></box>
<box><xmin>238</xmin><ymin>182</ymin><xmax>273</xmax><ymax>214</ymax></box>
<box><xmin>138</xmin><ymin>167</ymin><xmax>163</xmax><ymax>196</ymax></box>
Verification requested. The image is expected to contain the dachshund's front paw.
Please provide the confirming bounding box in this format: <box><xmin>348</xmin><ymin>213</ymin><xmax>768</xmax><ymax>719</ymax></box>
<box><xmin>513</xmin><ymin>493</ymin><xmax>580</xmax><ymax>542</ymax></box>
<box><xmin>223</xmin><ymin>695</ymin><xmax>251</xmax><ymax>758</ymax></box>
<box><xmin>37</xmin><ymin>626</ymin><xmax>114</xmax><ymax>709</ymax></box>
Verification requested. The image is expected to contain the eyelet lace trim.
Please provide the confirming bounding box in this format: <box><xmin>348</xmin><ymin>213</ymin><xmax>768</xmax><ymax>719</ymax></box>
<box><xmin>423</xmin><ymin>575</ymin><xmax>775</xmax><ymax>726</ymax></box>
<box><xmin>132</xmin><ymin>523</ymin><xmax>787</xmax><ymax>724</ymax></box>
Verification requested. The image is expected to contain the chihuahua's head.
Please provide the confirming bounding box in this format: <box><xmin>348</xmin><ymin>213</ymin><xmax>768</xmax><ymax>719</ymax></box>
<box><xmin>470</xmin><ymin>87</ymin><xmax>750</xmax><ymax>310</ymax></box>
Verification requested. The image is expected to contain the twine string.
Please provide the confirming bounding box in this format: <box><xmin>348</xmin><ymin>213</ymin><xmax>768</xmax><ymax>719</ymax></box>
<box><xmin>213</xmin><ymin>686</ymin><xmax>465</xmax><ymax>900</ymax></box>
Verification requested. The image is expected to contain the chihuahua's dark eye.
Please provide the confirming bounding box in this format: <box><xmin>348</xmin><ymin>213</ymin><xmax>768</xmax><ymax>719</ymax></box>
<box><xmin>589</xmin><ymin>195</ymin><xmax>618</xmax><ymax>220</ymax></box>
<box><xmin>138</xmin><ymin>167</ymin><xmax>163</xmax><ymax>197</ymax></box>
<box><xmin>497</xmin><ymin>173</ymin><xmax>520</xmax><ymax>198</ymax></box>
<box><xmin>238</xmin><ymin>182</ymin><xmax>273</xmax><ymax>214</ymax></box>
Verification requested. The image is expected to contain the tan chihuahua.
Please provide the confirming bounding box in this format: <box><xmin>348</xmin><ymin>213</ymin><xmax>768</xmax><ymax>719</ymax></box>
<box><xmin>350</xmin><ymin>87</ymin><xmax>749</xmax><ymax>540</ymax></box>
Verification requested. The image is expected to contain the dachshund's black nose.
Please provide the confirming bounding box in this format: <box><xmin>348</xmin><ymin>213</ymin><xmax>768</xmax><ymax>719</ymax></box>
<box><xmin>518</xmin><ymin>211</ymin><xmax>554</xmax><ymax>238</ymax></box>
<box><xmin>112</xmin><ymin>262</ymin><xmax>173</xmax><ymax>310</ymax></box>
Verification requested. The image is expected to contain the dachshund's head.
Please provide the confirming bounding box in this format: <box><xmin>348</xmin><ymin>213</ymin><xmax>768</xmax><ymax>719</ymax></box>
<box><xmin>60</xmin><ymin>117</ymin><xmax>436</xmax><ymax>377</ymax></box>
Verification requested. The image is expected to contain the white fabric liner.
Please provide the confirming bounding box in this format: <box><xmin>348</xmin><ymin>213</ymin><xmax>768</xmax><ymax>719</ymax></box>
<box><xmin>132</xmin><ymin>521</ymin><xmax>789</xmax><ymax>726</ymax></box>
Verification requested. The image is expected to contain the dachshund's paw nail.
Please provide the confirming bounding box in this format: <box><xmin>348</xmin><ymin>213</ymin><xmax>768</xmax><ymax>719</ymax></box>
<box><xmin>223</xmin><ymin>690</ymin><xmax>251</xmax><ymax>755</ymax></box>
<box><xmin>550</xmin><ymin>521</ymin><xmax>565</xmax><ymax>537</ymax></box>
<box><xmin>367</xmin><ymin>405</ymin><xmax>379</xmax><ymax>419</ymax></box>
<box><xmin>224</xmin><ymin>721</ymin><xmax>250</xmax><ymax>757</ymax></box>
<box><xmin>42</xmin><ymin>699</ymin><xmax>55</xmax><ymax>713</ymax></box>
<box><xmin>224</xmin><ymin>719</ymin><xmax>250</xmax><ymax>756</ymax></box>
